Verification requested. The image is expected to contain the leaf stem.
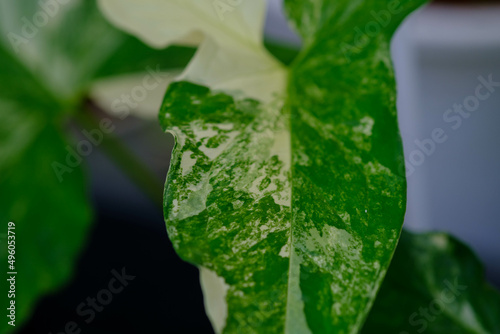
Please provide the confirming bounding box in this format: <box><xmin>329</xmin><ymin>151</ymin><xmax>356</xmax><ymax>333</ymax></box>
<box><xmin>74</xmin><ymin>101</ymin><xmax>164</xmax><ymax>210</ymax></box>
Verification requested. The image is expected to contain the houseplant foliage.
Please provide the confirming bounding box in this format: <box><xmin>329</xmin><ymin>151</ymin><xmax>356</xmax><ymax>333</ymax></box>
<box><xmin>1</xmin><ymin>0</ymin><xmax>499</xmax><ymax>333</ymax></box>
<box><xmin>98</xmin><ymin>0</ymin><xmax>428</xmax><ymax>333</ymax></box>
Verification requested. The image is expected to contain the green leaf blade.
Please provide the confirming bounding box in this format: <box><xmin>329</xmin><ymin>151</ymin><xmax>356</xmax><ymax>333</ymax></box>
<box><xmin>161</xmin><ymin>81</ymin><xmax>291</xmax><ymax>333</ymax></box>
<box><xmin>159</xmin><ymin>0</ymin><xmax>428</xmax><ymax>333</ymax></box>
<box><xmin>161</xmin><ymin>74</ymin><xmax>401</xmax><ymax>334</ymax></box>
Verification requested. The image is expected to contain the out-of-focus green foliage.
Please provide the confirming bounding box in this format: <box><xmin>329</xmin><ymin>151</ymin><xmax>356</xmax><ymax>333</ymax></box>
<box><xmin>0</xmin><ymin>1</ymin><xmax>194</xmax><ymax>332</ymax></box>
<box><xmin>363</xmin><ymin>231</ymin><xmax>500</xmax><ymax>334</ymax></box>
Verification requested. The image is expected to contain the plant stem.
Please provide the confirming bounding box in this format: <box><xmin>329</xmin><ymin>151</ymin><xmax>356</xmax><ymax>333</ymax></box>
<box><xmin>74</xmin><ymin>101</ymin><xmax>164</xmax><ymax>210</ymax></box>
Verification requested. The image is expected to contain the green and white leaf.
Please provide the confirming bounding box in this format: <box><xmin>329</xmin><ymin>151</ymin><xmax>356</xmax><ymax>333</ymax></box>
<box><xmin>100</xmin><ymin>0</ymin><xmax>427</xmax><ymax>333</ymax></box>
<box><xmin>362</xmin><ymin>230</ymin><xmax>500</xmax><ymax>334</ymax></box>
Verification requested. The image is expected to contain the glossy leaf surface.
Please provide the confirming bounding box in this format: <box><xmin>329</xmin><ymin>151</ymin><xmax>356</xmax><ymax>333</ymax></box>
<box><xmin>155</xmin><ymin>1</ymin><xmax>427</xmax><ymax>333</ymax></box>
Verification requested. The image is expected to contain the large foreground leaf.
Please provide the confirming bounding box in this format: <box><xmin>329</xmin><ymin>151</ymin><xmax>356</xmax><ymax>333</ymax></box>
<box><xmin>100</xmin><ymin>0</ymin><xmax>427</xmax><ymax>332</ymax></box>
<box><xmin>155</xmin><ymin>2</ymin><xmax>427</xmax><ymax>334</ymax></box>
<box><xmin>362</xmin><ymin>231</ymin><xmax>500</xmax><ymax>334</ymax></box>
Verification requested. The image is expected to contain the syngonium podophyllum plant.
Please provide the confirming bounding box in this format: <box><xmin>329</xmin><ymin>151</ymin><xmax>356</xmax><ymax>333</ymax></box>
<box><xmin>1</xmin><ymin>0</ymin><xmax>499</xmax><ymax>333</ymax></box>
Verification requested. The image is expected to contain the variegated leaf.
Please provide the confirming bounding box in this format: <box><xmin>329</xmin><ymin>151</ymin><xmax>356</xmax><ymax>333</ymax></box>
<box><xmin>100</xmin><ymin>0</ymin><xmax>428</xmax><ymax>332</ymax></box>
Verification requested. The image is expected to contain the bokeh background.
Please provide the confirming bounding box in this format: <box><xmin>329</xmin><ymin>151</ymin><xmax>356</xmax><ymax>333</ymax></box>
<box><xmin>4</xmin><ymin>0</ymin><xmax>498</xmax><ymax>333</ymax></box>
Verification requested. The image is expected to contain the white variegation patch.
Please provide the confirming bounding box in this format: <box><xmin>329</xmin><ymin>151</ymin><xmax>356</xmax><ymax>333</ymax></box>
<box><xmin>98</xmin><ymin>0</ymin><xmax>287</xmax><ymax>102</ymax></box>
<box><xmin>285</xmin><ymin>248</ymin><xmax>313</xmax><ymax>334</ymax></box>
<box><xmin>200</xmin><ymin>267</ymin><xmax>230</xmax><ymax>334</ymax></box>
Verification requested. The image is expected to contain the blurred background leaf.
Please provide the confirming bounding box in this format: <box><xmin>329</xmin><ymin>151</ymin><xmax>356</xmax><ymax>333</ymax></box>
<box><xmin>0</xmin><ymin>37</ymin><xmax>93</xmax><ymax>334</ymax></box>
<box><xmin>362</xmin><ymin>230</ymin><xmax>500</xmax><ymax>334</ymax></box>
<box><xmin>0</xmin><ymin>0</ymin><xmax>197</xmax><ymax>332</ymax></box>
